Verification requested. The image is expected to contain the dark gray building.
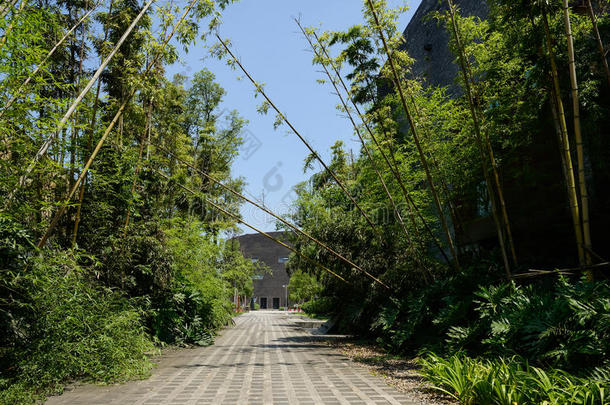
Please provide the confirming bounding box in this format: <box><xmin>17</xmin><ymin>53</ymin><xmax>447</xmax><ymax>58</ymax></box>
<box><xmin>233</xmin><ymin>232</ymin><xmax>291</xmax><ymax>310</ymax></box>
<box><xmin>401</xmin><ymin>0</ymin><xmax>487</xmax><ymax>94</ymax></box>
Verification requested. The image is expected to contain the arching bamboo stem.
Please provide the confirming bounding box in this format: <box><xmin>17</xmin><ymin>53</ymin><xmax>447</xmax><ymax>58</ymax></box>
<box><xmin>18</xmin><ymin>0</ymin><xmax>155</xmax><ymax>188</ymax></box>
<box><xmin>216</xmin><ymin>34</ymin><xmax>381</xmax><ymax>237</ymax></box>
<box><xmin>155</xmin><ymin>169</ymin><xmax>351</xmax><ymax>286</ymax></box>
<box><xmin>365</xmin><ymin>0</ymin><xmax>460</xmax><ymax>267</ymax></box>
<box><xmin>295</xmin><ymin>19</ymin><xmax>412</xmax><ymax>246</ymax></box>
<box><xmin>150</xmin><ymin>139</ymin><xmax>390</xmax><ymax>289</ymax></box>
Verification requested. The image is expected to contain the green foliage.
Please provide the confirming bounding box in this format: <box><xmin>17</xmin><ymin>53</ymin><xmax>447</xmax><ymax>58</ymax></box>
<box><xmin>288</xmin><ymin>270</ymin><xmax>321</xmax><ymax>304</ymax></box>
<box><xmin>302</xmin><ymin>297</ymin><xmax>335</xmax><ymax>317</ymax></box>
<box><xmin>0</xmin><ymin>251</ymin><xmax>155</xmax><ymax>403</ymax></box>
<box><xmin>149</xmin><ymin>219</ymin><xmax>238</xmax><ymax>346</ymax></box>
<box><xmin>0</xmin><ymin>0</ymin><xmax>249</xmax><ymax>401</ymax></box>
<box><xmin>420</xmin><ymin>352</ymin><xmax>609</xmax><ymax>405</ymax></box>
<box><xmin>445</xmin><ymin>277</ymin><xmax>610</xmax><ymax>371</ymax></box>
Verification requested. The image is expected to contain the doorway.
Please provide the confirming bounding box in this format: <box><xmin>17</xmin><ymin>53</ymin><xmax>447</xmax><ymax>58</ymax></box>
<box><xmin>260</xmin><ymin>297</ymin><xmax>267</xmax><ymax>309</ymax></box>
<box><xmin>272</xmin><ymin>297</ymin><xmax>280</xmax><ymax>309</ymax></box>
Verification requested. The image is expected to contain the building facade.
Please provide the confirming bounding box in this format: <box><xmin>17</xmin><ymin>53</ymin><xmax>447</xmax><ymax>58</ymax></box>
<box><xmin>401</xmin><ymin>0</ymin><xmax>487</xmax><ymax>95</ymax></box>
<box><xmin>397</xmin><ymin>0</ymin><xmax>610</xmax><ymax>266</ymax></box>
<box><xmin>233</xmin><ymin>232</ymin><xmax>291</xmax><ymax>310</ymax></box>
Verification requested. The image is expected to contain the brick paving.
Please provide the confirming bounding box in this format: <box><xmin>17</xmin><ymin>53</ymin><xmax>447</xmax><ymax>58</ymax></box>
<box><xmin>45</xmin><ymin>311</ymin><xmax>423</xmax><ymax>404</ymax></box>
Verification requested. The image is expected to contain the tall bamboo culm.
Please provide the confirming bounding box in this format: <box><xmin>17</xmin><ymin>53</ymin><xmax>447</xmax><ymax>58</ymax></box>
<box><xmin>295</xmin><ymin>19</ymin><xmax>413</xmax><ymax>247</ymax></box>
<box><xmin>17</xmin><ymin>0</ymin><xmax>155</xmax><ymax>189</ymax></box>
<box><xmin>562</xmin><ymin>0</ymin><xmax>593</xmax><ymax>269</ymax></box>
<box><xmin>365</xmin><ymin>0</ymin><xmax>460</xmax><ymax>267</ymax></box>
<box><xmin>72</xmin><ymin>0</ymin><xmax>115</xmax><ymax>245</ymax></box>
<box><xmin>445</xmin><ymin>0</ymin><xmax>514</xmax><ymax>277</ymax></box>
<box><xmin>585</xmin><ymin>0</ymin><xmax>610</xmax><ymax>87</ymax></box>
<box><xmin>542</xmin><ymin>10</ymin><xmax>585</xmax><ymax>265</ymax></box>
<box><xmin>309</xmin><ymin>29</ymin><xmax>453</xmax><ymax>266</ymax></box>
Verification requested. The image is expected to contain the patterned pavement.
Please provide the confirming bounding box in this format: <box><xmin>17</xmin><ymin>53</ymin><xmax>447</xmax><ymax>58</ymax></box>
<box><xmin>45</xmin><ymin>311</ymin><xmax>421</xmax><ymax>404</ymax></box>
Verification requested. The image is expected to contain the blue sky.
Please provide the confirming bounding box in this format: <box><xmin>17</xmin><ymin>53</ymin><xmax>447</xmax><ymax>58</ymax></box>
<box><xmin>166</xmin><ymin>0</ymin><xmax>422</xmax><ymax>233</ymax></box>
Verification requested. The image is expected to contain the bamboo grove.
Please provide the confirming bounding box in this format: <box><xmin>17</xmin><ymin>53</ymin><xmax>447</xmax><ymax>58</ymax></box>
<box><xmin>1</xmin><ymin>0</ymin><xmax>610</xmax><ymax>403</ymax></box>
<box><xmin>225</xmin><ymin>0</ymin><xmax>609</xmax><ymax>398</ymax></box>
<box><xmin>276</xmin><ymin>1</ymin><xmax>609</xmax><ymax>399</ymax></box>
<box><xmin>0</xmin><ymin>0</ymin><xmax>275</xmax><ymax>402</ymax></box>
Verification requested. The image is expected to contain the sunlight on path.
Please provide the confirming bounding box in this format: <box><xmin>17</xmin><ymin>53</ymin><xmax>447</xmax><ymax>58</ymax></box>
<box><xmin>45</xmin><ymin>311</ymin><xmax>423</xmax><ymax>404</ymax></box>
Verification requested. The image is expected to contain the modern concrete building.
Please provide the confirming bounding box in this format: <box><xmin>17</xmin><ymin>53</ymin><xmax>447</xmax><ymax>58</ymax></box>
<box><xmin>401</xmin><ymin>0</ymin><xmax>487</xmax><ymax>95</ymax></box>
<box><xmin>232</xmin><ymin>232</ymin><xmax>291</xmax><ymax>310</ymax></box>
<box><xmin>396</xmin><ymin>0</ymin><xmax>610</xmax><ymax>265</ymax></box>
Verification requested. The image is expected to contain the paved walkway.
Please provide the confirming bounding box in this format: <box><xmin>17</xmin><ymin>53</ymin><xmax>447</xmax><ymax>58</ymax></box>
<box><xmin>46</xmin><ymin>311</ymin><xmax>420</xmax><ymax>404</ymax></box>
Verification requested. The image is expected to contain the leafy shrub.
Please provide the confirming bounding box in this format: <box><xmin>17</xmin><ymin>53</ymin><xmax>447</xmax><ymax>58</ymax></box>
<box><xmin>372</xmin><ymin>263</ymin><xmax>494</xmax><ymax>352</ymax></box>
<box><xmin>150</xmin><ymin>285</ymin><xmax>231</xmax><ymax>346</ymax></box>
<box><xmin>148</xmin><ymin>219</ymin><xmax>234</xmax><ymax>346</ymax></box>
<box><xmin>302</xmin><ymin>296</ymin><xmax>335</xmax><ymax>316</ymax></box>
<box><xmin>372</xmin><ymin>267</ymin><xmax>609</xmax><ymax>372</ymax></box>
<box><xmin>0</xmin><ymin>251</ymin><xmax>154</xmax><ymax>403</ymax></box>
<box><xmin>446</xmin><ymin>277</ymin><xmax>610</xmax><ymax>370</ymax></box>
<box><xmin>420</xmin><ymin>352</ymin><xmax>609</xmax><ymax>405</ymax></box>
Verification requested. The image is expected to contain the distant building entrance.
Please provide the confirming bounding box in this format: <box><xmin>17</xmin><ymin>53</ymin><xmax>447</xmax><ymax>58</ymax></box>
<box><xmin>232</xmin><ymin>232</ymin><xmax>292</xmax><ymax>310</ymax></box>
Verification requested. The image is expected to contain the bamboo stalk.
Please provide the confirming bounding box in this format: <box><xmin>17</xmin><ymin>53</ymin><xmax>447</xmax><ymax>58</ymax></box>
<box><xmin>304</xmin><ymin>21</ymin><xmax>456</xmax><ymax>270</ymax></box>
<box><xmin>18</xmin><ymin>0</ymin><xmax>155</xmax><ymax>188</ymax></box>
<box><xmin>586</xmin><ymin>0</ymin><xmax>610</xmax><ymax>87</ymax></box>
<box><xmin>0</xmin><ymin>0</ymin><xmax>19</xmax><ymax>20</ymax></box>
<box><xmin>295</xmin><ymin>19</ymin><xmax>412</xmax><ymax>246</ymax></box>
<box><xmin>0</xmin><ymin>0</ymin><xmax>27</xmax><ymax>49</ymax></box>
<box><xmin>445</xmin><ymin>0</ymin><xmax>513</xmax><ymax>277</ymax></box>
<box><xmin>563</xmin><ymin>0</ymin><xmax>592</xmax><ymax>268</ymax></box>
<box><xmin>542</xmin><ymin>10</ymin><xmax>585</xmax><ymax>265</ymax></box>
<box><xmin>38</xmin><ymin>0</ymin><xmax>196</xmax><ymax>248</ymax></box>
<box><xmin>0</xmin><ymin>1</ymin><xmax>101</xmax><ymax>120</ymax></box>
<box><xmin>372</xmin><ymin>106</ymin><xmax>454</xmax><ymax>264</ymax></box>
<box><xmin>72</xmin><ymin>0</ymin><xmax>114</xmax><ymax>245</ymax></box>
<box><xmin>150</xmin><ymin>139</ymin><xmax>390</xmax><ymax>289</ymax></box>
<box><xmin>215</xmin><ymin>34</ymin><xmax>382</xmax><ymax>237</ymax></box>
<box><xmin>364</xmin><ymin>0</ymin><xmax>459</xmax><ymax>266</ymax></box>
<box><xmin>511</xmin><ymin>262</ymin><xmax>609</xmax><ymax>279</ymax></box>
<box><xmin>309</xmin><ymin>28</ymin><xmax>432</xmax><ymax>239</ymax></box>
<box><xmin>123</xmin><ymin>97</ymin><xmax>153</xmax><ymax>233</ymax></box>
<box><xmin>154</xmin><ymin>169</ymin><xmax>350</xmax><ymax>286</ymax></box>
<box><xmin>66</xmin><ymin>4</ymin><xmax>89</xmax><ymax>240</ymax></box>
